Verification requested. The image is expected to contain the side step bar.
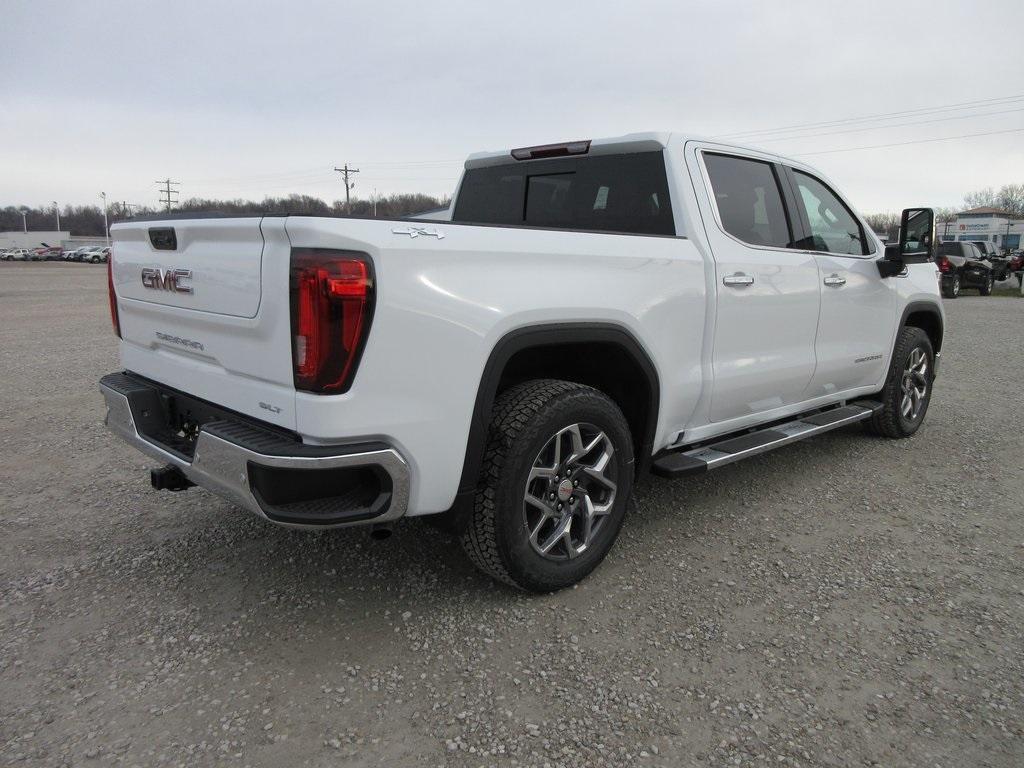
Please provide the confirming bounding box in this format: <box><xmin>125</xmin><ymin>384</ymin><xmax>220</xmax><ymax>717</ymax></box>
<box><xmin>651</xmin><ymin>401</ymin><xmax>882</xmax><ymax>478</ymax></box>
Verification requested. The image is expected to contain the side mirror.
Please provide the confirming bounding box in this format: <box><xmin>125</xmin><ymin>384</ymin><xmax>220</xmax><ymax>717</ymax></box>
<box><xmin>897</xmin><ymin>207</ymin><xmax>935</xmax><ymax>264</ymax></box>
<box><xmin>879</xmin><ymin>207</ymin><xmax>935</xmax><ymax>277</ymax></box>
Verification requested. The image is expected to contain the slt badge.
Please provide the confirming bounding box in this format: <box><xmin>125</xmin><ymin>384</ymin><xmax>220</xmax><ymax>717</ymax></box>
<box><xmin>392</xmin><ymin>226</ymin><xmax>445</xmax><ymax>240</ymax></box>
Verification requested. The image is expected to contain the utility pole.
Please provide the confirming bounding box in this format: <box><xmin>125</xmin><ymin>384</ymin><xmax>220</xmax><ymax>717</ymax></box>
<box><xmin>19</xmin><ymin>208</ymin><xmax>28</xmax><ymax>233</ymax></box>
<box><xmin>155</xmin><ymin>178</ymin><xmax>180</xmax><ymax>212</ymax></box>
<box><xmin>52</xmin><ymin>201</ymin><xmax>61</xmax><ymax>232</ymax></box>
<box><xmin>121</xmin><ymin>201</ymin><xmax>141</xmax><ymax>218</ymax></box>
<box><xmin>333</xmin><ymin>164</ymin><xmax>360</xmax><ymax>214</ymax></box>
<box><xmin>100</xmin><ymin>192</ymin><xmax>110</xmax><ymax>247</ymax></box>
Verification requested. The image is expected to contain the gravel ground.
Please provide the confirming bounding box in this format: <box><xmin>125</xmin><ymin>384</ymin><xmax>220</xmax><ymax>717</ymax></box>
<box><xmin>1</xmin><ymin>262</ymin><xmax>1022</xmax><ymax>767</ymax></box>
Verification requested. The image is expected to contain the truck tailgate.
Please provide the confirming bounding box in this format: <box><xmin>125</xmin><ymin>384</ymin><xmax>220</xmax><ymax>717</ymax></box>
<box><xmin>110</xmin><ymin>216</ymin><xmax>297</xmax><ymax>430</ymax></box>
<box><xmin>113</xmin><ymin>217</ymin><xmax>264</xmax><ymax>317</ymax></box>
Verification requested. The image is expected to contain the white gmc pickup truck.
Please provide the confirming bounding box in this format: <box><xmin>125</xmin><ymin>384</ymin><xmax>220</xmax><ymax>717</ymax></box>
<box><xmin>101</xmin><ymin>133</ymin><xmax>944</xmax><ymax>592</ymax></box>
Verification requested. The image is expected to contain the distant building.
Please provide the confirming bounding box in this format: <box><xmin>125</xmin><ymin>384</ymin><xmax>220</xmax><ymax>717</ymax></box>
<box><xmin>938</xmin><ymin>207</ymin><xmax>1023</xmax><ymax>251</ymax></box>
<box><xmin>0</xmin><ymin>230</ymin><xmax>71</xmax><ymax>249</ymax></box>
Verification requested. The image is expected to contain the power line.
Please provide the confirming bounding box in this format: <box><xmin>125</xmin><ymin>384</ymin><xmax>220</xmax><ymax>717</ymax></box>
<box><xmin>333</xmin><ymin>164</ymin><xmax>360</xmax><ymax>213</ymax></box>
<box><xmin>188</xmin><ymin>167</ymin><xmax>332</xmax><ymax>185</ymax></box>
<box><xmin>718</xmin><ymin>93</ymin><xmax>1024</xmax><ymax>139</ymax></box>
<box><xmin>155</xmin><ymin>179</ymin><xmax>180</xmax><ymax>212</ymax></box>
<box><xmin>756</xmin><ymin>105</ymin><xmax>1024</xmax><ymax>143</ymax></box>
<box><xmin>793</xmin><ymin>126</ymin><xmax>1024</xmax><ymax>156</ymax></box>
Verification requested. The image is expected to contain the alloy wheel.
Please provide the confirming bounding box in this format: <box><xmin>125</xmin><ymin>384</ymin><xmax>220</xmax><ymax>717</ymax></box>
<box><xmin>523</xmin><ymin>422</ymin><xmax>617</xmax><ymax>561</ymax></box>
<box><xmin>900</xmin><ymin>348</ymin><xmax>929</xmax><ymax>421</ymax></box>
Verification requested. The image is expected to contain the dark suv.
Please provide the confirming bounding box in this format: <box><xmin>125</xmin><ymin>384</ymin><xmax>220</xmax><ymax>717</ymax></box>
<box><xmin>969</xmin><ymin>240</ymin><xmax>1010</xmax><ymax>281</ymax></box>
<box><xmin>936</xmin><ymin>241</ymin><xmax>994</xmax><ymax>298</ymax></box>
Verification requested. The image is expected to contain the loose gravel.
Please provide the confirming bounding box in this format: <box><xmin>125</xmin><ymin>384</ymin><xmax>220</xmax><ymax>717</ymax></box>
<box><xmin>1</xmin><ymin>262</ymin><xmax>1022</xmax><ymax>767</ymax></box>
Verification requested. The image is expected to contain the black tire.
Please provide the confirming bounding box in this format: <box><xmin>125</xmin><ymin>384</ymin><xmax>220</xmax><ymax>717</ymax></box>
<box><xmin>460</xmin><ymin>379</ymin><xmax>634</xmax><ymax>592</ymax></box>
<box><xmin>941</xmin><ymin>274</ymin><xmax>960</xmax><ymax>299</ymax></box>
<box><xmin>866</xmin><ymin>326</ymin><xmax>934</xmax><ymax>439</ymax></box>
<box><xmin>979</xmin><ymin>275</ymin><xmax>994</xmax><ymax>296</ymax></box>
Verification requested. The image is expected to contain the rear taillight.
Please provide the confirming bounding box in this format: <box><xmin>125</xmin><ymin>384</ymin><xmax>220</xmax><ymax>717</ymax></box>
<box><xmin>289</xmin><ymin>249</ymin><xmax>374</xmax><ymax>394</ymax></box>
<box><xmin>936</xmin><ymin>255</ymin><xmax>951</xmax><ymax>273</ymax></box>
<box><xmin>107</xmin><ymin>255</ymin><xmax>121</xmax><ymax>338</ymax></box>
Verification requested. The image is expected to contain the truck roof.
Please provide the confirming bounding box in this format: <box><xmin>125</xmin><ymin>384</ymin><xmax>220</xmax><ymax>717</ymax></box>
<box><xmin>463</xmin><ymin>131</ymin><xmax>787</xmax><ymax>169</ymax></box>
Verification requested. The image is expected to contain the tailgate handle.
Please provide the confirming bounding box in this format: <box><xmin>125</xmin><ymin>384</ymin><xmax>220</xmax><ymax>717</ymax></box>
<box><xmin>149</xmin><ymin>227</ymin><xmax>177</xmax><ymax>251</ymax></box>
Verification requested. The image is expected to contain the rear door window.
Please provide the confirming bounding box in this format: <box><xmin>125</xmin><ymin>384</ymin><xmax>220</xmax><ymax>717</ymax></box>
<box><xmin>703</xmin><ymin>152</ymin><xmax>793</xmax><ymax>249</ymax></box>
<box><xmin>452</xmin><ymin>151</ymin><xmax>675</xmax><ymax>236</ymax></box>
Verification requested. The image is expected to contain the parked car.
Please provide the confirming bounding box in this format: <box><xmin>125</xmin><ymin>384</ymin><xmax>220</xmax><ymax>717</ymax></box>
<box><xmin>4</xmin><ymin>248</ymin><xmax>32</xmax><ymax>261</ymax></box>
<box><xmin>1009</xmin><ymin>251</ymin><xmax>1024</xmax><ymax>286</ymax></box>
<box><xmin>969</xmin><ymin>240</ymin><xmax>1010</xmax><ymax>280</ymax></box>
<box><xmin>99</xmin><ymin>132</ymin><xmax>945</xmax><ymax>592</ymax></box>
<box><xmin>32</xmin><ymin>246</ymin><xmax>64</xmax><ymax>261</ymax></box>
<box><xmin>72</xmin><ymin>246</ymin><xmax>105</xmax><ymax>263</ymax></box>
<box><xmin>936</xmin><ymin>241</ymin><xmax>994</xmax><ymax>297</ymax></box>
<box><xmin>67</xmin><ymin>247</ymin><xmax>94</xmax><ymax>261</ymax></box>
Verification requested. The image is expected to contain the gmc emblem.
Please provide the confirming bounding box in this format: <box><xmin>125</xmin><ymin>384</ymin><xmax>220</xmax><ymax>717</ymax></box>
<box><xmin>141</xmin><ymin>267</ymin><xmax>193</xmax><ymax>294</ymax></box>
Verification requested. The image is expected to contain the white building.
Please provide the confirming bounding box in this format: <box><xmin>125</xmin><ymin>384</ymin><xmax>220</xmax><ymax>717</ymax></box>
<box><xmin>938</xmin><ymin>207</ymin><xmax>1023</xmax><ymax>252</ymax></box>
<box><xmin>0</xmin><ymin>230</ymin><xmax>71</xmax><ymax>249</ymax></box>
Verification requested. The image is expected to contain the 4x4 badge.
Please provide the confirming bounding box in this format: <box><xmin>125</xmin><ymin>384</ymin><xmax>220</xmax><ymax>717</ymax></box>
<box><xmin>392</xmin><ymin>226</ymin><xmax>445</xmax><ymax>240</ymax></box>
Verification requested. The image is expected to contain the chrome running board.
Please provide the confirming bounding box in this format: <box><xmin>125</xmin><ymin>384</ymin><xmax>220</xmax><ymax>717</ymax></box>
<box><xmin>651</xmin><ymin>401</ymin><xmax>882</xmax><ymax>478</ymax></box>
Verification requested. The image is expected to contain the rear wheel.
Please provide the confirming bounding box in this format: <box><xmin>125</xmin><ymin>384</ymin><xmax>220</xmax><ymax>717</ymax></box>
<box><xmin>941</xmin><ymin>275</ymin><xmax>960</xmax><ymax>298</ymax></box>
<box><xmin>866</xmin><ymin>326</ymin><xmax>934</xmax><ymax>439</ymax></box>
<box><xmin>979</xmin><ymin>275</ymin><xmax>994</xmax><ymax>296</ymax></box>
<box><xmin>460</xmin><ymin>379</ymin><xmax>634</xmax><ymax>592</ymax></box>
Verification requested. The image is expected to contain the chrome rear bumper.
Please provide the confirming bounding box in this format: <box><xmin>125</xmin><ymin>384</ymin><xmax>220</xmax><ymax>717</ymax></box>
<box><xmin>99</xmin><ymin>373</ymin><xmax>410</xmax><ymax>528</ymax></box>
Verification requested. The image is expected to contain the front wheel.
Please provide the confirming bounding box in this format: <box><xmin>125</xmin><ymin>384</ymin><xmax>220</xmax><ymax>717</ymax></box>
<box><xmin>866</xmin><ymin>326</ymin><xmax>934</xmax><ymax>439</ymax></box>
<box><xmin>979</xmin><ymin>275</ymin><xmax>994</xmax><ymax>296</ymax></box>
<box><xmin>460</xmin><ymin>379</ymin><xmax>634</xmax><ymax>592</ymax></box>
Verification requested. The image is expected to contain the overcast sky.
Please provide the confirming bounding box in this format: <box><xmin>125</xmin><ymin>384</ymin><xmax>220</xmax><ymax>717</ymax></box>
<box><xmin>2</xmin><ymin>0</ymin><xmax>1022</xmax><ymax>213</ymax></box>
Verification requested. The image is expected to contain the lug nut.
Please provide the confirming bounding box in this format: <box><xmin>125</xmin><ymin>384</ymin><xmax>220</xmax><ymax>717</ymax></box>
<box><xmin>570</xmin><ymin>496</ymin><xmax>576</xmax><ymax>504</ymax></box>
<box><xmin>573</xmin><ymin>480</ymin><xmax>579</xmax><ymax>487</ymax></box>
<box><xmin>549</xmin><ymin>493</ymin><xmax>556</xmax><ymax>500</ymax></box>
<box><xmin>557</xmin><ymin>503</ymin><xmax>563</xmax><ymax>511</ymax></box>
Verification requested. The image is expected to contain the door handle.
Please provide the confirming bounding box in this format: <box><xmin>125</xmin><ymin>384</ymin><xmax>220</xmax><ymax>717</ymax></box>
<box><xmin>823</xmin><ymin>274</ymin><xmax>846</xmax><ymax>287</ymax></box>
<box><xmin>723</xmin><ymin>273</ymin><xmax>755</xmax><ymax>287</ymax></box>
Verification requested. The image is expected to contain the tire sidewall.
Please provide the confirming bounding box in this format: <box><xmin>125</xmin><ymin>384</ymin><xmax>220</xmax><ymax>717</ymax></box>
<box><xmin>890</xmin><ymin>330</ymin><xmax>934</xmax><ymax>436</ymax></box>
<box><xmin>493</xmin><ymin>391</ymin><xmax>634</xmax><ymax>591</ymax></box>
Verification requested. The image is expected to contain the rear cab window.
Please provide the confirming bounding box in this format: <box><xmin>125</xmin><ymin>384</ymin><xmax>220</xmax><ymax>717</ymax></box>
<box><xmin>452</xmin><ymin>151</ymin><xmax>675</xmax><ymax>236</ymax></box>
<box><xmin>702</xmin><ymin>152</ymin><xmax>794</xmax><ymax>248</ymax></box>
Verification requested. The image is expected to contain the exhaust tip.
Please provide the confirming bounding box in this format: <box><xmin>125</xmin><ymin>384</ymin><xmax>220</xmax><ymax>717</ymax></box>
<box><xmin>369</xmin><ymin>524</ymin><xmax>393</xmax><ymax>541</ymax></box>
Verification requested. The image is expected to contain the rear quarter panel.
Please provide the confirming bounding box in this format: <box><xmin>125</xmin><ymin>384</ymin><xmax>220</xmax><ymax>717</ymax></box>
<box><xmin>284</xmin><ymin>217</ymin><xmax>707</xmax><ymax>514</ymax></box>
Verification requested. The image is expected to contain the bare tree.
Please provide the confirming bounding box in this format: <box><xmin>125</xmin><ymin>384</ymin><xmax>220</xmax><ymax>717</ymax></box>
<box><xmin>862</xmin><ymin>212</ymin><xmax>900</xmax><ymax>238</ymax></box>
